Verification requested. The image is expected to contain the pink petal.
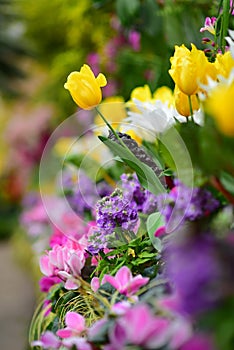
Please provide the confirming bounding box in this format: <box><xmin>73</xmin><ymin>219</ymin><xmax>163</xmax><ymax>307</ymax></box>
<box><xmin>104</xmin><ymin>275</ymin><xmax>121</xmax><ymax>291</ymax></box>
<box><xmin>65</xmin><ymin>311</ymin><xmax>86</xmax><ymax>333</ymax></box>
<box><xmin>91</xmin><ymin>277</ymin><xmax>100</xmax><ymax>292</ymax></box>
<box><xmin>124</xmin><ymin>276</ymin><xmax>149</xmax><ymax>295</ymax></box>
<box><xmin>56</xmin><ymin>328</ymin><xmax>73</xmax><ymax>338</ymax></box>
<box><xmin>169</xmin><ymin>318</ymin><xmax>192</xmax><ymax>348</ymax></box>
<box><xmin>115</xmin><ymin>266</ymin><xmax>132</xmax><ymax>287</ymax></box>
<box><xmin>69</xmin><ymin>253</ymin><xmax>84</xmax><ymax>276</ymax></box>
<box><xmin>40</xmin><ymin>331</ymin><xmax>60</xmax><ymax>348</ymax></box>
<box><xmin>63</xmin><ymin>337</ymin><xmax>92</xmax><ymax>350</ymax></box>
<box><xmin>64</xmin><ymin>279</ymin><xmax>79</xmax><ymax>290</ymax></box>
<box><xmin>39</xmin><ymin>255</ymin><xmax>53</xmax><ymax>276</ymax></box>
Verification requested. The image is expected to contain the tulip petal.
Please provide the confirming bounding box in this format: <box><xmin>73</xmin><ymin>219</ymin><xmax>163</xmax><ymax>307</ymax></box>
<box><xmin>96</xmin><ymin>73</ymin><xmax>107</xmax><ymax>87</ymax></box>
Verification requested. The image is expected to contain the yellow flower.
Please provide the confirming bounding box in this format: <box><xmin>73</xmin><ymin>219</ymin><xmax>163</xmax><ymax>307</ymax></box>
<box><xmin>169</xmin><ymin>44</ymin><xmax>217</xmax><ymax>96</ymax></box>
<box><xmin>204</xmin><ymin>81</ymin><xmax>234</xmax><ymax>136</ymax></box>
<box><xmin>94</xmin><ymin>96</ymin><xmax>126</xmax><ymax>128</ymax></box>
<box><xmin>127</xmin><ymin>84</ymin><xmax>152</xmax><ymax>111</ymax></box>
<box><xmin>130</xmin><ymin>84</ymin><xmax>152</xmax><ymax>102</ymax></box>
<box><xmin>174</xmin><ymin>85</ymin><xmax>200</xmax><ymax>117</ymax></box>
<box><xmin>153</xmin><ymin>86</ymin><xmax>174</xmax><ymax>106</ymax></box>
<box><xmin>64</xmin><ymin>64</ymin><xmax>107</xmax><ymax>109</ymax></box>
<box><xmin>215</xmin><ymin>51</ymin><xmax>234</xmax><ymax>79</ymax></box>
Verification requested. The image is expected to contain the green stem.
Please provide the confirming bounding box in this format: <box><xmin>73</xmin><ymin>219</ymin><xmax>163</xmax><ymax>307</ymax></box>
<box><xmin>220</xmin><ymin>0</ymin><xmax>230</xmax><ymax>53</ymax></box>
<box><xmin>188</xmin><ymin>95</ymin><xmax>194</xmax><ymax>122</ymax></box>
<box><xmin>95</xmin><ymin>106</ymin><xmax>127</xmax><ymax>149</ymax></box>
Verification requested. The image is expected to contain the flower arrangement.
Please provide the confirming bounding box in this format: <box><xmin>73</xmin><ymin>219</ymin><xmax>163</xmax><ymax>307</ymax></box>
<box><xmin>22</xmin><ymin>3</ymin><xmax>234</xmax><ymax>350</ymax></box>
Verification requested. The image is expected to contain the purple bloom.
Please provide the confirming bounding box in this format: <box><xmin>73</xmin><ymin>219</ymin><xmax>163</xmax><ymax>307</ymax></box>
<box><xmin>157</xmin><ymin>180</ymin><xmax>219</xmax><ymax>225</ymax></box>
<box><xmin>120</xmin><ymin>173</ymin><xmax>157</xmax><ymax>214</ymax></box>
<box><xmin>96</xmin><ymin>188</ymin><xmax>138</xmax><ymax>233</ymax></box>
<box><xmin>164</xmin><ymin>234</ymin><xmax>224</xmax><ymax>316</ymax></box>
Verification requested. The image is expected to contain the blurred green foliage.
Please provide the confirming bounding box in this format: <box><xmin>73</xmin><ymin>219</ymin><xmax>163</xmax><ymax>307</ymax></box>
<box><xmin>0</xmin><ymin>0</ymin><xmax>29</xmax><ymax>97</ymax></box>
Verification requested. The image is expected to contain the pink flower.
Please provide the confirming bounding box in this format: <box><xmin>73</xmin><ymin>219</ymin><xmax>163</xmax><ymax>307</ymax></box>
<box><xmin>154</xmin><ymin>226</ymin><xmax>166</xmax><ymax>237</ymax></box>
<box><xmin>200</xmin><ymin>17</ymin><xmax>217</xmax><ymax>35</ymax></box>
<box><xmin>62</xmin><ymin>337</ymin><xmax>92</xmax><ymax>350</ymax></box>
<box><xmin>39</xmin><ymin>240</ymin><xmax>85</xmax><ymax>290</ymax></box>
<box><xmin>57</xmin><ymin>311</ymin><xmax>86</xmax><ymax>338</ymax></box>
<box><xmin>32</xmin><ymin>331</ymin><xmax>61</xmax><ymax>349</ymax></box>
<box><xmin>102</xmin><ymin>266</ymin><xmax>149</xmax><ymax>297</ymax></box>
<box><xmin>180</xmin><ymin>334</ymin><xmax>215</xmax><ymax>350</ymax></box>
<box><xmin>39</xmin><ymin>276</ymin><xmax>62</xmax><ymax>292</ymax></box>
<box><xmin>128</xmin><ymin>30</ymin><xmax>141</xmax><ymax>51</ymax></box>
<box><xmin>91</xmin><ymin>277</ymin><xmax>100</xmax><ymax>292</ymax></box>
<box><xmin>113</xmin><ymin>304</ymin><xmax>171</xmax><ymax>348</ymax></box>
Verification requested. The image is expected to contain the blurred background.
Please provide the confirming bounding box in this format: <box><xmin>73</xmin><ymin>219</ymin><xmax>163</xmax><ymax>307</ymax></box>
<box><xmin>0</xmin><ymin>0</ymin><xmax>220</xmax><ymax>349</ymax></box>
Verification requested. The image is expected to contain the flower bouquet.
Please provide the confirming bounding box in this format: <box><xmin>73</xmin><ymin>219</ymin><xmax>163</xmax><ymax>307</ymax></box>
<box><xmin>22</xmin><ymin>3</ymin><xmax>234</xmax><ymax>350</ymax></box>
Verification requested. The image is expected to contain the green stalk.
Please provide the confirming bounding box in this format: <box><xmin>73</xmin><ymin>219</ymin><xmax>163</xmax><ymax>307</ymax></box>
<box><xmin>220</xmin><ymin>0</ymin><xmax>230</xmax><ymax>53</ymax></box>
<box><xmin>95</xmin><ymin>106</ymin><xmax>127</xmax><ymax>149</ymax></box>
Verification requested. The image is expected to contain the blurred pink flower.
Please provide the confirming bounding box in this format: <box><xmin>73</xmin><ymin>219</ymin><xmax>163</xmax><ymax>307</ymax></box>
<box><xmin>128</xmin><ymin>30</ymin><xmax>141</xmax><ymax>51</ymax></box>
<box><xmin>112</xmin><ymin>304</ymin><xmax>171</xmax><ymax>348</ymax></box>
<box><xmin>57</xmin><ymin>311</ymin><xmax>86</xmax><ymax>338</ymax></box>
<box><xmin>32</xmin><ymin>331</ymin><xmax>61</xmax><ymax>349</ymax></box>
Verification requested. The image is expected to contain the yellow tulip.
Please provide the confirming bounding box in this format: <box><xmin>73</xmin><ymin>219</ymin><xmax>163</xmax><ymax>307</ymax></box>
<box><xmin>174</xmin><ymin>85</ymin><xmax>200</xmax><ymax>117</ymax></box>
<box><xmin>94</xmin><ymin>96</ymin><xmax>126</xmax><ymax>128</ymax></box>
<box><xmin>215</xmin><ymin>51</ymin><xmax>234</xmax><ymax>79</ymax></box>
<box><xmin>64</xmin><ymin>64</ymin><xmax>107</xmax><ymax>109</ymax></box>
<box><xmin>130</xmin><ymin>84</ymin><xmax>152</xmax><ymax>102</ymax></box>
<box><xmin>153</xmin><ymin>86</ymin><xmax>174</xmax><ymax>106</ymax></box>
<box><xmin>169</xmin><ymin>44</ymin><xmax>217</xmax><ymax>96</ymax></box>
<box><xmin>204</xmin><ymin>82</ymin><xmax>234</xmax><ymax>137</ymax></box>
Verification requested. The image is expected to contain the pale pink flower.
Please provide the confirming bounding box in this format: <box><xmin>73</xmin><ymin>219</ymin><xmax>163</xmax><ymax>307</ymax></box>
<box><xmin>62</xmin><ymin>337</ymin><xmax>92</xmax><ymax>350</ymax></box>
<box><xmin>39</xmin><ymin>240</ymin><xmax>85</xmax><ymax>290</ymax></box>
<box><xmin>102</xmin><ymin>266</ymin><xmax>149</xmax><ymax>297</ymax></box>
<box><xmin>57</xmin><ymin>311</ymin><xmax>86</xmax><ymax>338</ymax></box>
<box><xmin>200</xmin><ymin>17</ymin><xmax>217</xmax><ymax>35</ymax></box>
<box><xmin>31</xmin><ymin>331</ymin><xmax>61</xmax><ymax>349</ymax></box>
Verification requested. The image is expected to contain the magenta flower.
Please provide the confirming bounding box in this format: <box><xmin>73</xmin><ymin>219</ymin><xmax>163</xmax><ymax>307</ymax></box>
<box><xmin>93</xmin><ymin>266</ymin><xmax>149</xmax><ymax>297</ymax></box>
<box><xmin>200</xmin><ymin>17</ymin><xmax>217</xmax><ymax>35</ymax></box>
<box><xmin>57</xmin><ymin>311</ymin><xmax>86</xmax><ymax>338</ymax></box>
<box><xmin>31</xmin><ymin>331</ymin><xmax>61</xmax><ymax>349</ymax></box>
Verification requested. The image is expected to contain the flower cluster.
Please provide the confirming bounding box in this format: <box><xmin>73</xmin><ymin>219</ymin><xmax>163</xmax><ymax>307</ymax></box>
<box><xmin>18</xmin><ymin>4</ymin><xmax>234</xmax><ymax>350</ymax></box>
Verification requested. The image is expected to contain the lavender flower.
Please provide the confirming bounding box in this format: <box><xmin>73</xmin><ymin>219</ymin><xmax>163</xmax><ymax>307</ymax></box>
<box><xmin>88</xmin><ymin>188</ymin><xmax>139</xmax><ymax>252</ymax></box>
<box><xmin>64</xmin><ymin>170</ymin><xmax>112</xmax><ymax>217</ymax></box>
<box><xmin>96</xmin><ymin>188</ymin><xmax>138</xmax><ymax>233</ymax></box>
<box><xmin>120</xmin><ymin>173</ymin><xmax>158</xmax><ymax>214</ymax></box>
<box><xmin>157</xmin><ymin>180</ymin><xmax>219</xmax><ymax>224</ymax></box>
<box><xmin>164</xmin><ymin>233</ymin><xmax>224</xmax><ymax>316</ymax></box>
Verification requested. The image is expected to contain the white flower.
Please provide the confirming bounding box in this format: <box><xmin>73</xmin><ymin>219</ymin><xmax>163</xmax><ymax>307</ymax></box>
<box><xmin>225</xmin><ymin>29</ymin><xmax>234</xmax><ymax>59</ymax></box>
<box><xmin>125</xmin><ymin>99</ymin><xmax>176</xmax><ymax>142</ymax></box>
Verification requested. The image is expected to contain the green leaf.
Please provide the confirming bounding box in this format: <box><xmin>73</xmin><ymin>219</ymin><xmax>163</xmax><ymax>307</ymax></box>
<box><xmin>98</xmin><ymin>136</ymin><xmax>165</xmax><ymax>196</ymax></box>
<box><xmin>146</xmin><ymin>212</ymin><xmax>165</xmax><ymax>251</ymax></box>
<box><xmin>220</xmin><ymin>171</ymin><xmax>234</xmax><ymax>195</ymax></box>
<box><xmin>116</xmin><ymin>0</ymin><xmax>140</xmax><ymax>24</ymax></box>
<box><xmin>65</xmin><ymin>153</ymin><xmax>106</xmax><ymax>182</ymax></box>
